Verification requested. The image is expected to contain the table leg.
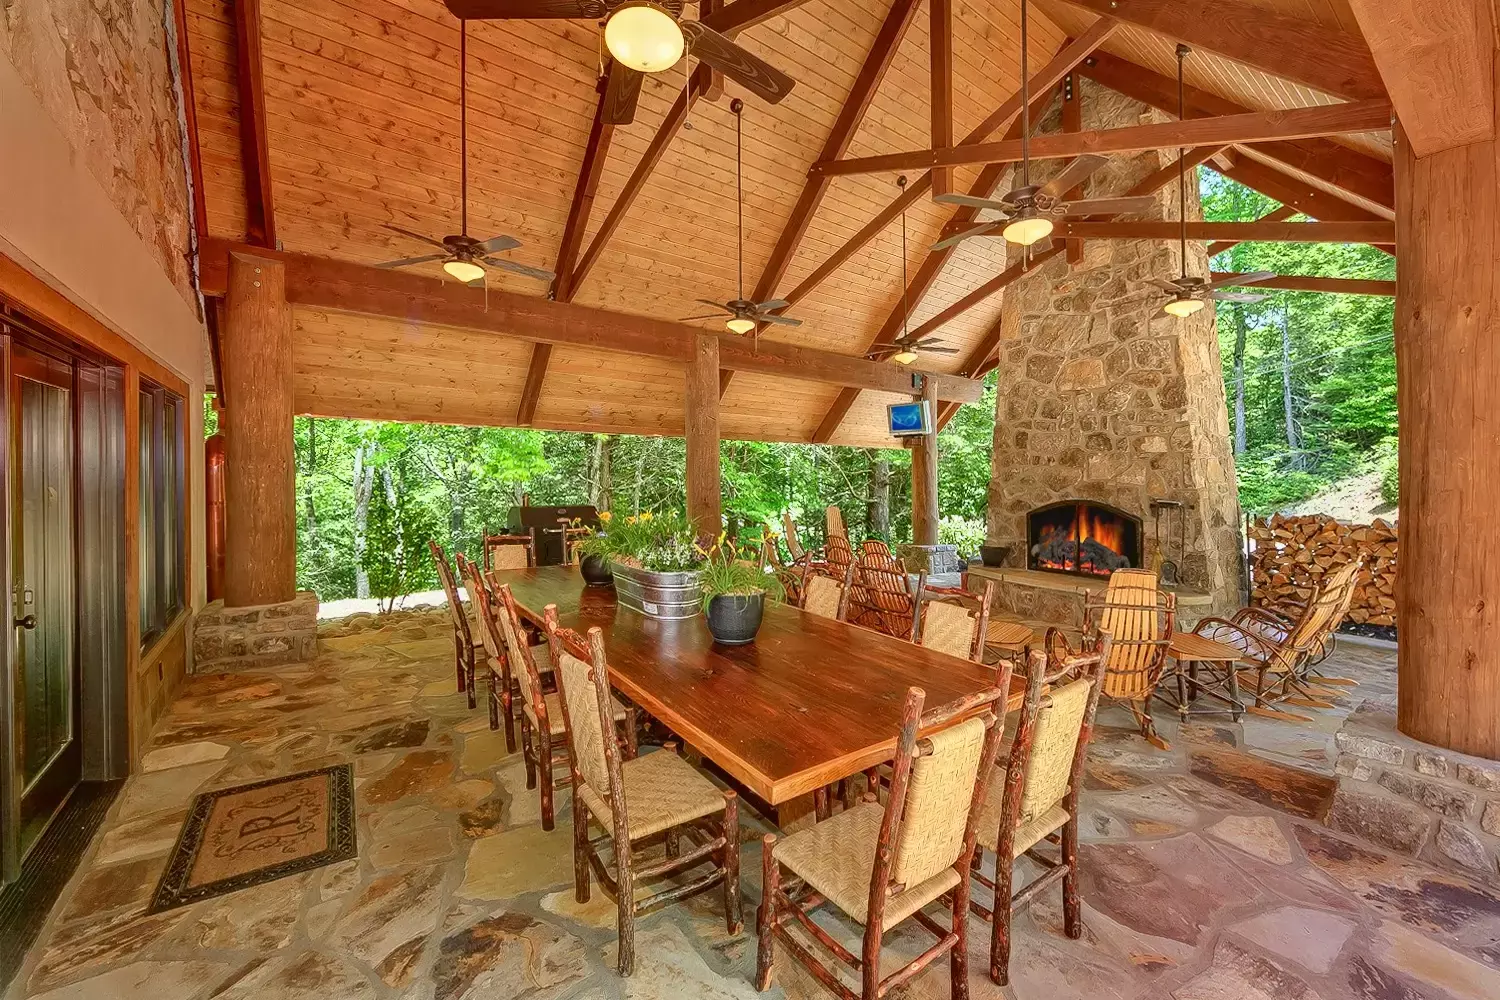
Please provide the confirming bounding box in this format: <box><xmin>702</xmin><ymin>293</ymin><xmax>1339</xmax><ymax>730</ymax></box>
<box><xmin>1174</xmin><ymin>661</ymin><xmax>1189</xmax><ymax>719</ymax></box>
<box><xmin>1228</xmin><ymin>665</ymin><xmax>1243</xmax><ymax>722</ymax></box>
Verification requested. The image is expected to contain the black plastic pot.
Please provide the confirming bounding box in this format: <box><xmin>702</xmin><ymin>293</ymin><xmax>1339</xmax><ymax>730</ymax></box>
<box><xmin>979</xmin><ymin>544</ymin><xmax>1011</xmax><ymax>568</ymax></box>
<box><xmin>704</xmin><ymin>593</ymin><xmax>765</xmax><ymax>645</ymax></box>
<box><xmin>579</xmin><ymin>553</ymin><xmax>614</xmax><ymax>587</ymax></box>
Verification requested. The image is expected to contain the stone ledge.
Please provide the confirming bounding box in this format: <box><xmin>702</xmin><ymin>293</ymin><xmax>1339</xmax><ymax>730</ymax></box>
<box><xmin>193</xmin><ymin>592</ymin><xmax>319</xmax><ymax>673</ymax></box>
<box><xmin>1329</xmin><ymin>698</ymin><xmax>1500</xmax><ymax>881</ymax></box>
<box><xmin>970</xmin><ymin>565</ymin><xmax>1213</xmax><ymax>629</ymax></box>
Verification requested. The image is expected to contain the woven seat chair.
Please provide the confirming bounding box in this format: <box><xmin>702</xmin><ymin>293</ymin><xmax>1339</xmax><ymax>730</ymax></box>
<box><xmin>756</xmin><ymin>680</ymin><xmax>1011</xmax><ymax>1000</ymax></box>
<box><xmin>490</xmin><ymin>583</ymin><xmax>634</xmax><ymax>830</ymax></box>
<box><xmin>969</xmin><ymin>633</ymin><xmax>1110</xmax><ymax>986</ymax></box>
<box><xmin>460</xmin><ymin>555</ymin><xmax>548</xmax><ymax>745</ymax></box>
<box><xmin>544</xmin><ymin>612</ymin><xmax>741</xmax><ymax>976</ymax></box>
<box><xmin>428</xmin><ymin>540</ymin><xmax>479</xmax><ymax>709</ymax></box>
<box><xmin>1083</xmin><ymin>568</ymin><xmax>1175</xmax><ymax>750</ymax></box>
<box><xmin>845</xmin><ymin>550</ymin><xmax>924</xmax><ymax>640</ymax></box>
<box><xmin>799</xmin><ymin>564</ymin><xmax>852</xmax><ymax>622</ymax></box>
<box><xmin>1195</xmin><ymin>559</ymin><xmax>1361</xmax><ymax>720</ymax></box>
<box><xmin>917</xmin><ymin>579</ymin><xmax>996</xmax><ymax>663</ymax></box>
<box><xmin>483</xmin><ymin>532</ymin><xmax>536</xmax><ymax>571</ymax></box>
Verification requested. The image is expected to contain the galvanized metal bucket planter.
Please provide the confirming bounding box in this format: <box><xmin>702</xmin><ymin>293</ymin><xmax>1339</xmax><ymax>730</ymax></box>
<box><xmin>610</xmin><ymin>562</ymin><xmax>703</xmax><ymax>621</ymax></box>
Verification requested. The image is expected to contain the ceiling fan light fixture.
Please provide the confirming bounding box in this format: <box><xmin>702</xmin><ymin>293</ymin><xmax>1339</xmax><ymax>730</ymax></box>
<box><xmin>725</xmin><ymin>316</ymin><xmax>756</xmax><ymax>335</ymax></box>
<box><xmin>1163</xmin><ymin>294</ymin><xmax>1205</xmax><ymax>318</ymax></box>
<box><xmin>892</xmin><ymin>349</ymin><xmax>919</xmax><ymax>365</ymax></box>
<box><xmin>605</xmin><ymin>2</ymin><xmax>684</xmax><ymax>73</ymax></box>
<box><xmin>443</xmin><ymin>258</ymin><xmax>486</xmax><ymax>283</ymax></box>
<box><xmin>1001</xmin><ymin>211</ymin><xmax>1053</xmax><ymax>247</ymax></box>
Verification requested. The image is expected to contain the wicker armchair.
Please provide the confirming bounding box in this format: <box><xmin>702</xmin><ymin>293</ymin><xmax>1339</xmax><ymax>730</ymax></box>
<box><xmin>1195</xmin><ymin>559</ymin><xmax>1361</xmax><ymax>719</ymax></box>
<box><xmin>970</xmin><ymin>634</ymin><xmax>1110</xmax><ymax>986</ymax></box>
<box><xmin>428</xmin><ymin>540</ymin><xmax>479</xmax><ymax>708</ymax></box>
<box><xmin>483</xmin><ymin>532</ymin><xmax>536</xmax><ymax>571</ymax></box>
<box><xmin>756</xmin><ymin>681</ymin><xmax>1011</xmax><ymax>1000</ymax></box>
<box><xmin>916</xmin><ymin>579</ymin><xmax>996</xmax><ymax>663</ymax></box>
<box><xmin>1083</xmin><ymin>568</ymin><xmax>1175</xmax><ymax>750</ymax></box>
<box><xmin>545</xmin><ymin>613</ymin><xmax>740</xmax><ymax>976</ymax></box>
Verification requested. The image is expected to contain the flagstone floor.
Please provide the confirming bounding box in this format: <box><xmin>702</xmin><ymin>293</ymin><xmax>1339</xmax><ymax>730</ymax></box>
<box><xmin>8</xmin><ymin>607</ymin><xmax>1499</xmax><ymax>1000</ymax></box>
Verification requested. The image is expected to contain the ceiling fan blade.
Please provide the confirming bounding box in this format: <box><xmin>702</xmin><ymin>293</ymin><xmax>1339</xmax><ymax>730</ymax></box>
<box><xmin>383</xmin><ymin>223</ymin><xmax>449</xmax><ymax>249</ymax></box>
<box><xmin>1037</xmin><ymin>154</ymin><xmax>1109</xmax><ymax>202</ymax></box>
<box><xmin>754</xmin><ymin>298</ymin><xmax>790</xmax><ymax>312</ymax></box>
<box><xmin>1204</xmin><ymin>269</ymin><xmax>1277</xmax><ymax>292</ymax></box>
<box><xmin>1210</xmin><ymin>291</ymin><xmax>1267</xmax><ymax>303</ymax></box>
<box><xmin>1147</xmin><ymin>276</ymin><xmax>1187</xmax><ymax>293</ymax></box>
<box><xmin>931</xmin><ymin>222</ymin><xmax>1001</xmax><ymax>251</ymax></box>
<box><xmin>696</xmin><ymin>298</ymin><xmax>734</xmax><ymax>312</ymax></box>
<box><xmin>931</xmin><ymin>192</ymin><xmax>1013</xmax><ymax>213</ymax></box>
<box><xmin>680</xmin><ymin>21</ymin><xmax>796</xmax><ymax>104</ymax></box>
<box><xmin>484</xmin><ymin>257</ymin><xmax>557</xmax><ymax>282</ymax></box>
<box><xmin>374</xmin><ymin>253</ymin><xmax>448</xmax><ymax>269</ymax></box>
<box><xmin>444</xmin><ymin>0</ymin><xmax>600</xmax><ymax>18</ymax></box>
<box><xmin>480</xmin><ymin>235</ymin><xmax>522</xmax><ymax>253</ymax></box>
<box><xmin>681</xmin><ymin>314</ymin><xmax>729</xmax><ymax>322</ymax></box>
<box><xmin>919</xmin><ymin>346</ymin><xmax>961</xmax><ymax>355</ymax></box>
<box><xmin>602</xmin><ymin>65</ymin><xmax>644</xmax><ymax>125</ymax></box>
<box><xmin>910</xmin><ymin>337</ymin><xmax>950</xmax><ymax>348</ymax></box>
<box><xmin>759</xmin><ymin>313</ymin><xmax>802</xmax><ymax>327</ymax></box>
<box><xmin>1058</xmin><ymin>195</ymin><xmax>1159</xmax><ymax>217</ymax></box>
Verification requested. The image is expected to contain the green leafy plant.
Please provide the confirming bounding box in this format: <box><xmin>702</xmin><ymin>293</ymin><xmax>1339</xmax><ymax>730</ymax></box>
<box><xmin>363</xmin><ymin>457</ymin><xmax>439</xmax><ymax>613</ymax></box>
<box><xmin>696</xmin><ymin>533</ymin><xmax>784</xmax><ymax>612</ymax></box>
<box><xmin>603</xmin><ymin>510</ymin><xmax>703</xmax><ymax>573</ymax></box>
<box><xmin>938</xmin><ymin>515</ymin><xmax>986</xmax><ymax>560</ymax></box>
<box><xmin>1374</xmin><ymin>436</ymin><xmax>1399</xmax><ymax>505</ymax></box>
<box><xmin>572</xmin><ymin>511</ymin><xmax>615</xmax><ymax>560</ymax></box>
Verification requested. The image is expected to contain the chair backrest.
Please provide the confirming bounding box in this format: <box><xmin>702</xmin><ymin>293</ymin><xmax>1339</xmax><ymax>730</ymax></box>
<box><xmin>494</xmin><ymin>583</ymin><xmax>544</xmax><ymax>715</ymax></box>
<box><xmin>455</xmin><ymin>552</ymin><xmax>492</xmax><ymax>652</ymax></box>
<box><xmin>1086</xmin><ymin>568</ymin><xmax>1174</xmax><ymax>701</ymax></box>
<box><xmin>546</xmin><ymin>617</ymin><xmax>629</xmax><ymax>837</ymax></box>
<box><xmin>465</xmin><ymin>561</ymin><xmax>505</xmax><ymax>667</ymax></box>
<box><xmin>1275</xmin><ymin>559</ymin><xmax>1360</xmax><ymax>672</ymax></box>
<box><xmin>917</xmin><ymin>579</ymin><xmax>995</xmax><ymax>662</ymax></box>
<box><xmin>870</xmin><ymin>677</ymin><xmax>1010</xmax><ymax>921</ymax></box>
<box><xmin>428</xmin><ymin>540</ymin><xmax>471</xmax><ymax>644</ymax></box>
<box><xmin>826</xmin><ymin>505</ymin><xmax>847</xmax><ymax>540</ymax></box>
<box><xmin>846</xmin><ymin>556</ymin><xmax>924</xmax><ymax>641</ymax></box>
<box><xmin>824</xmin><ymin>533</ymin><xmax>855</xmax><ymax>578</ymax></box>
<box><xmin>484</xmin><ymin>533</ymin><xmax>535</xmax><ymax>571</ymax></box>
<box><xmin>860</xmin><ymin>539</ymin><xmax>899</xmax><ymax>568</ymax></box>
<box><xmin>801</xmin><ymin>571</ymin><xmax>846</xmax><ymax>621</ymax></box>
<box><xmin>782</xmin><ymin>512</ymin><xmax>805</xmax><ymax>561</ymax></box>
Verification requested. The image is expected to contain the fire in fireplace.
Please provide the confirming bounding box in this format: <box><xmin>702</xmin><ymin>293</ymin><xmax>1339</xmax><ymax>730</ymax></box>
<box><xmin>1028</xmin><ymin>501</ymin><xmax>1143</xmax><ymax>578</ymax></box>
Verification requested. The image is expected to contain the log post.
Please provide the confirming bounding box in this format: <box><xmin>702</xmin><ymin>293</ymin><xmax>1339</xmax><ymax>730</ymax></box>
<box><xmin>1394</xmin><ymin>107</ymin><xmax>1500</xmax><ymax>760</ymax></box>
<box><xmin>685</xmin><ymin>333</ymin><xmax>722</xmax><ymax>541</ymax></box>
<box><xmin>910</xmin><ymin>377</ymin><xmax>940</xmax><ymax>546</ymax></box>
<box><xmin>222</xmin><ymin>251</ymin><xmax>296</xmax><ymax>607</ymax></box>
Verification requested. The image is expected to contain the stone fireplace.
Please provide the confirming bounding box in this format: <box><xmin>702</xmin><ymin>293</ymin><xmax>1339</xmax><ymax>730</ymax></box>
<box><xmin>981</xmin><ymin>78</ymin><xmax>1243</xmax><ymax>618</ymax></box>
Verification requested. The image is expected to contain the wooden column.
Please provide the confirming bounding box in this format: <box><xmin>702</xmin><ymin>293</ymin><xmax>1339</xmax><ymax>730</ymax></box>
<box><xmin>1394</xmin><ymin>102</ymin><xmax>1500</xmax><ymax>760</ymax></box>
<box><xmin>222</xmin><ymin>251</ymin><xmax>296</xmax><ymax>607</ymax></box>
<box><xmin>685</xmin><ymin>334</ymin><xmax>722</xmax><ymax>540</ymax></box>
<box><xmin>910</xmin><ymin>378</ymin><xmax>939</xmax><ymax>546</ymax></box>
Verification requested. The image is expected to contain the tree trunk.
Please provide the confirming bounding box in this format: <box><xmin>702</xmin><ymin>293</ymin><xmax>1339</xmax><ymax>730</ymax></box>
<box><xmin>352</xmin><ymin>439</ymin><xmax>376</xmax><ymax>599</ymax></box>
<box><xmin>1230</xmin><ymin>304</ymin><xmax>1249</xmax><ymax>456</ymax></box>
<box><xmin>304</xmin><ymin>418</ymin><xmax>318</xmax><ymax>541</ymax></box>
<box><xmin>866</xmin><ymin>450</ymin><xmax>891</xmax><ymax>540</ymax></box>
<box><xmin>593</xmin><ymin>434</ymin><xmax>613</xmax><ymax>512</ymax></box>
<box><xmin>1279</xmin><ymin>306</ymin><xmax>1304</xmax><ymax>470</ymax></box>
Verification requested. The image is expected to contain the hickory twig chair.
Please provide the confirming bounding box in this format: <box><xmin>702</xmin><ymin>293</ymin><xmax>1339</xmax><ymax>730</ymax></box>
<box><xmin>483</xmin><ymin>532</ymin><xmax>536</xmax><ymax>571</ymax></box>
<box><xmin>845</xmin><ymin>549</ymin><xmax>925</xmax><ymax>641</ymax></box>
<box><xmin>1083</xmin><ymin>568</ymin><xmax>1175</xmax><ymax>750</ymax></box>
<box><xmin>826</xmin><ymin>505</ymin><xmax>848</xmax><ymax>541</ymax></box>
<box><xmin>545</xmin><ymin>611</ymin><xmax>741</xmax><ymax>976</ymax></box>
<box><xmin>756</xmin><ymin>681</ymin><xmax>1010</xmax><ymax>1000</ymax></box>
<box><xmin>1239</xmin><ymin>555</ymin><xmax>1364</xmax><ymax>680</ymax></box>
<box><xmin>799</xmin><ymin>562</ymin><xmax>853</xmax><ymax>622</ymax></box>
<box><xmin>970</xmin><ymin>633</ymin><xmax>1110</xmax><ymax>986</ymax></box>
<box><xmin>428</xmin><ymin>540</ymin><xmax>479</xmax><ymax>709</ymax></box>
<box><xmin>824</xmin><ymin>532</ymin><xmax>856</xmax><ymax>584</ymax></box>
<box><xmin>783</xmin><ymin>511</ymin><xmax>808</xmax><ymax>564</ymax></box>
<box><xmin>917</xmin><ymin>579</ymin><xmax>996</xmax><ymax>663</ymax></box>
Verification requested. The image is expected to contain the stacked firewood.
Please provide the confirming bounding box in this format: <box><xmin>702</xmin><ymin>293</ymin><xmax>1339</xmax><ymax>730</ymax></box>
<box><xmin>1248</xmin><ymin>514</ymin><xmax>1398</xmax><ymax>626</ymax></box>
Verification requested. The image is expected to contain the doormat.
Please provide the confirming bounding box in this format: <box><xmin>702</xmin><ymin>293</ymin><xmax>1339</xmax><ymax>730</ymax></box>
<box><xmin>148</xmin><ymin>764</ymin><xmax>356</xmax><ymax>913</ymax></box>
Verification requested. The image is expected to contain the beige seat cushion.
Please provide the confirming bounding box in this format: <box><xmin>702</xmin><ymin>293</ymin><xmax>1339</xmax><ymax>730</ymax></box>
<box><xmin>776</xmin><ymin>802</ymin><xmax>961</xmax><ymax>929</ymax></box>
<box><xmin>974</xmin><ymin>765</ymin><xmax>1070</xmax><ymax>858</ymax></box>
<box><xmin>525</xmin><ymin>688</ymin><xmax>626</xmax><ymax>736</ymax></box>
<box><xmin>489</xmin><ymin>638</ymin><xmax>556</xmax><ymax>677</ymax></box>
<box><xmin>577</xmin><ymin>749</ymin><xmax>723</xmax><ymax>840</ymax></box>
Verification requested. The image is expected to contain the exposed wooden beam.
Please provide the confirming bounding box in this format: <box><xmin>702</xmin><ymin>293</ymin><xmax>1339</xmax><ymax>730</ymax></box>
<box><xmin>517</xmin><ymin>344</ymin><xmax>552</xmax><ymax>426</ymax></box>
<box><xmin>1079</xmin><ymin>51</ymin><xmax>1394</xmax><ymax>212</ymax></box>
<box><xmin>232</xmin><ymin>0</ymin><xmax>276</xmax><ymax>247</ymax></box>
<box><xmin>1061</xmin><ymin>72</ymin><xmax>1085</xmax><ymax>264</ymax></box>
<box><xmin>812</xmin><ymin>391</ymin><xmax>861</xmax><ymax>445</ymax></box>
<box><xmin>1347</xmin><ymin>0</ymin><xmax>1494</xmax><ymax>157</ymax></box>
<box><xmin>931</xmin><ymin>0</ymin><xmax>954</xmax><ymax>196</ymax></box>
<box><xmin>1212</xmin><ymin>149</ymin><xmax>1384</xmax><ymax>223</ymax></box>
<box><xmin>699</xmin><ymin>0</ymin><xmax>809</xmax><ymax>32</ymax></box>
<box><xmin>172</xmin><ymin>0</ymin><xmax>208</xmax><ymax>247</ymax></box>
<box><xmin>779</xmin><ymin>20</ymin><xmax>1118</xmax><ymax>312</ymax></box>
<box><xmin>814</xmin><ymin>99</ymin><xmax>1394</xmax><ymax>176</ymax></box>
<box><xmin>1058</xmin><ymin>0</ymin><xmax>1385</xmax><ymax>101</ymax></box>
<box><xmin>198</xmin><ymin>239</ymin><xmax>986</xmax><ymax>403</ymax></box>
<box><xmin>935</xmin><ymin>399</ymin><xmax>962</xmax><ymax>432</ymax></box>
<box><xmin>1055</xmin><ymin>220</ymin><xmax>1396</xmax><ymax>244</ymax></box>
<box><xmin>1207</xmin><ymin>205</ymin><xmax>1295</xmax><ymax>255</ymax></box>
<box><xmin>1209</xmin><ymin>272</ymin><xmax>1395</xmax><ymax>296</ymax></box>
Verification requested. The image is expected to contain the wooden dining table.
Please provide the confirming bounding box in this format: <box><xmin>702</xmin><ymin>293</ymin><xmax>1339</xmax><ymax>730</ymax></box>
<box><xmin>494</xmin><ymin>566</ymin><xmax>1024</xmax><ymax>808</ymax></box>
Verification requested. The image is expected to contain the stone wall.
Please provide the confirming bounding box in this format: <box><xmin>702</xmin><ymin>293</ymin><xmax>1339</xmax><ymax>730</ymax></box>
<box><xmin>985</xmin><ymin>80</ymin><xmax>1242</xmax><ymax>614</ymax></box>
<box><xmin>1329</xmin><ymin>700</ymin><xmax>1500</xmax><ymax>882</ymax></box>
<box><xmin>193</xmin><ymin>592</ymin><xmax>320</xmax><ymax>673</ymax></box>
<box><xmin>0</xmin><ymin>0</ymin><xmax>195</xmax><ymax>303</ymax></box>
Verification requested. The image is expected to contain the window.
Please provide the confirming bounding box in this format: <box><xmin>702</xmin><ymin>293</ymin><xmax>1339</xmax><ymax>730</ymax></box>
<box><xmin>139</xmin><ymin>381</ymin><xmax>185</xmax><ymax>646</ymax></box>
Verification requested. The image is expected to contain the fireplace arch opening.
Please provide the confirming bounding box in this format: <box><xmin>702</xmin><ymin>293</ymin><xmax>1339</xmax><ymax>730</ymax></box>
<box><xmin>1028</xmin><ymin>501</ymin><xmax>1143</xmax><ymax>578</ymax></box>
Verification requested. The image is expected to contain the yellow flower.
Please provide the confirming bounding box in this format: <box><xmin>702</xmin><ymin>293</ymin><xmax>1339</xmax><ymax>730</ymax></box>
<box><xmin>640</xmin><ymin>511</ymin><xmax>653</xmax><ymax>522</ymax></box>
<box><xmin>626</xmin><ymin>515</ymin><xmax>638</xmax><ymax>525</ymax></box>
<box><xmin>600</xmin><ymin>511</ymin><xmax>613</xmax><ymax>523</ymax></box>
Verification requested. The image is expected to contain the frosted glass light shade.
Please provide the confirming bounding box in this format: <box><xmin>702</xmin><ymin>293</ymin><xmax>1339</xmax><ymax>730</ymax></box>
<box><xmin>892</xmin><ymin>350</ymin><xmax>919</xmax><ymax>365</ymax></box>
<box><xmin>726</xmin><ymin>316</ymin><xmax>756</xmax><ymax>335</ymax></box>
<box><xmin>444</xmin><ymin>259</ymin><xmax>486</xmax><ymax>283</ymax></box>
<box><xmin>605</xmin><ymin>4</ymin><xmax>685</xmax><ymax>73</ymax></box>
<box><xmin>1001</xmin><ymin>214</ymin><xmax>1053</xmax><ymax>246</ymax></box>
<box><xmin>1163</xmin><ymin>295</ymin><xmax>1205</xmax><ymax>317</ymax></box>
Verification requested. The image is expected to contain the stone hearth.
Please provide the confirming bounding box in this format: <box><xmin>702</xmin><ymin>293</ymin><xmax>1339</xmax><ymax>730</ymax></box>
<box><xmin>984</xmin><ymin>79</ymin><xmax>1243</xmax><ymax>616</ymax></box>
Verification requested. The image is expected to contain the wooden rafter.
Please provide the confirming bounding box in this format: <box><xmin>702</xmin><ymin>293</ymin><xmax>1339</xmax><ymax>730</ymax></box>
<box><xmin>197</xmin><ymin>239</ymin><xmax>985</xmax><ymax>404</ymax></box>
<box><xmin>1209</xmin><ymin>273</ymin><xmax>1395</xmax><ymax>296</ymax></box>
<box><xmin>1057</xmin><ymin>0</ymin><xmax>1385</xmax><ymax>102</ymax></box>
<box><xmin>1211</xmin><ymin>150</ymin><xmax>1385</xmax><ymax>224</ymax></box>
<box><xmin>1061</xmin><ymin>72</ymin><xmax>1084</xmax><ymax>264</ymax></box>
<box><xmin>232</xmin><ymin>0</ymin><xmax>276</xmax><ymax>247</ymax></box>
<box><xmin>931</xmin><ymin>0</ymin><xmax>954</xmax><ymax>196</ymax></box>
<box><xmin>813</xmin><ymin>98</ymin><xmax>1393</xmax><ymax>176</ymax></box>
<box><xmin>1079</xmin><ymin>52</ymin><xmax>1394</xmax><ymax>212</ymax></box>
<box><xmin>1054</xmin><ymin>220</ymin><xmax>1396</xmax><ymax>244</ymax></box>
<box><xmin>172</xmin><ymin>0</ymin><xmax>221</xmax><ymax>397</ymax></box>
<box><xmin>1207</xmin><ymin>205</ymin><xmax>1295</xmax><ymax>255</ymax></box>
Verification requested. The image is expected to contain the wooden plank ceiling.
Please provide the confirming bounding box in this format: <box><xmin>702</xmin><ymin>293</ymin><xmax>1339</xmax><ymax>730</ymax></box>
<box><xmin>183</xmin><ymin>0</ymin><xmax>1391</xmax><ymax>447</ymax></box>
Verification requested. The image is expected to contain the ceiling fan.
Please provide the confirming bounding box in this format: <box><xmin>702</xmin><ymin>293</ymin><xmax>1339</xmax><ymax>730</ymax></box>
<box><xmin>868</xmin><ymin>178</ymin><xmax>954</xmax><ymax>364</ymax></box>
<box><xmin>1153</xmin><ymin>43</ymin><xmax>1273</xmax><ymax>316</ymax></box>
<box><xmin>444</xmin><ymin>1</ymin><xmax>796</xmax><ymax>125</ymax></box>
<box><xmin>375</xmin><ymin>20</ymin><xmax>555</xmax><ymax>286</ymax></box>
<box><xmin>681</xmin><ymin>99</ymin><xmax>802</xmax><ymax>335</ymax></box>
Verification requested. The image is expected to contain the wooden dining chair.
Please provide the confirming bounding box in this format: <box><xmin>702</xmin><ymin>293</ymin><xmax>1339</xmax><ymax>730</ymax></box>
<box><xmin>756</xmin><ymin>682</ymin><xmax>1010</xmax><ymax>1000</ymax></box>
<box><xmin>824</xmin><ymin>532</ymin><xmax>856</xmax><ymax>582</ymax></box>
<box><xmin>491</xmin><ymin>584</ymin><xmax>634</xmax><ymax>831</ymax></box>
<box><xmin>428</xmin><ymin>540</ymin><xmax>478</xmax><ymax>709</ymax></box>
<box><xmin>545</xmin><ymin>611</ymin><xmax>740</xmax><ymax>976</ymax></box>
<box><xmin>799</xmin><ymin>565</ymin><xmax>851</xmax><ymax>621</ymax></box>
<box><xmin>969</xmin><ymin>634</ymin><xmax>1110</xmax><ymax>986</ymax></box>
<box><xmin>845</xmin><ymin>551</ymin><xmax>925</xmax><ymax>641</ymax></box>
<box><xmin>1084</xmin><ymin>568</ymin><xmax>1175</xmax><ymax>750</ymax></box>
<box><xmin>484</xmin><ymin>532</ymin><xmax>536</xmax><ymax>571</ymax></box>
<box><xmin>782</xmin><ymin>511</ymin><xmax>806</xmax><ymax>563</ymax></box>
<box><xmin>917</xmin><ymin>578</ymin><xmax>996</xmax><ymax>662</ymax></box>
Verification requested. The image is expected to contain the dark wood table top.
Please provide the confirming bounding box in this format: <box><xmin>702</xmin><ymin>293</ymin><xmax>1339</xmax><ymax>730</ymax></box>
<box><xmin>496</xmin><ymin>566</ymin><xmax>1022</xmax><ymax>805</ymax></box>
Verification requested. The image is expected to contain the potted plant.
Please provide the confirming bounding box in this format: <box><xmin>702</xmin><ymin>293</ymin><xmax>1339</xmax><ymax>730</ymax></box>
<box><xmin>698</xmin><ymin>534</ymin><xmax>784</xmax><ymax>645</ymax></box>
<box><xmin>605</xmin><ymin>511</ymin><xmax>705</xmax><ymax>620</ymax></box>
<box><xmin>573</xmin><ymin>513</ymin><xmax>615</xmax><ymax>586</ymax></box>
